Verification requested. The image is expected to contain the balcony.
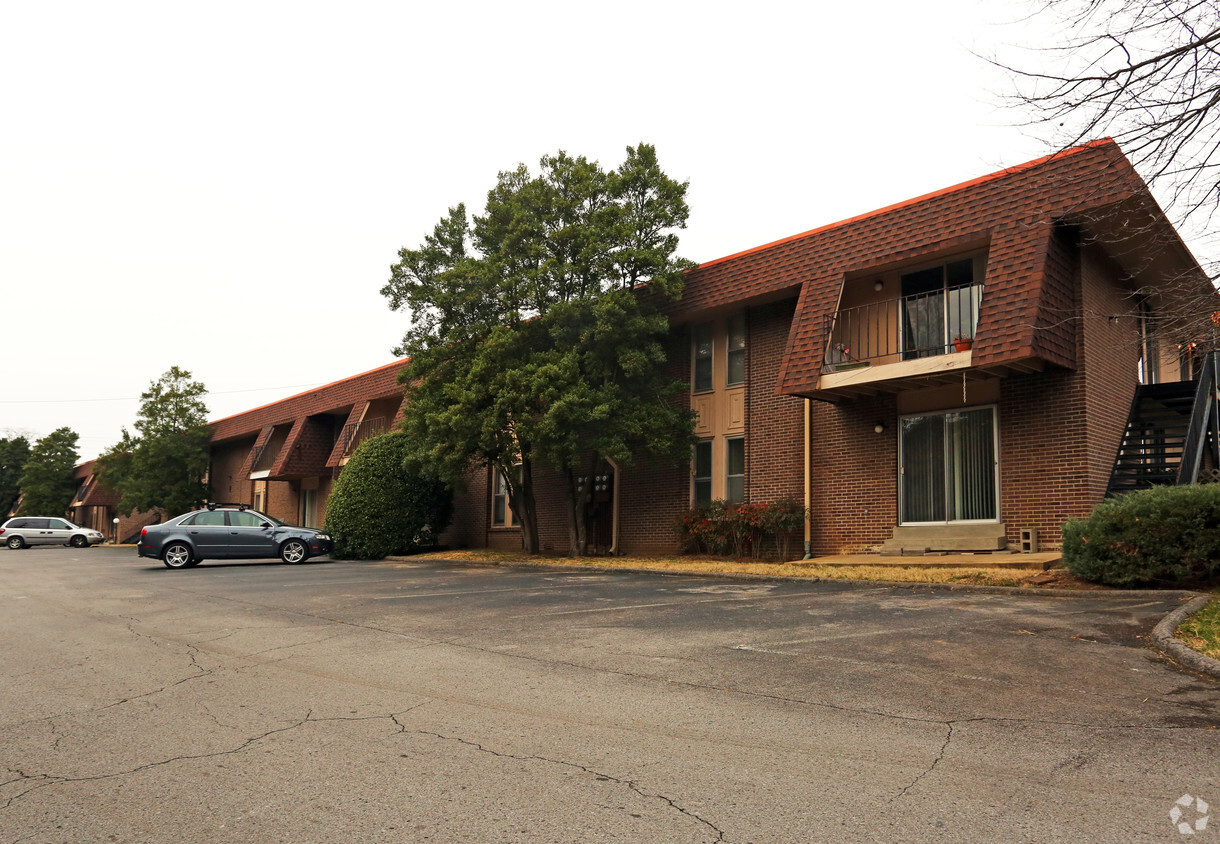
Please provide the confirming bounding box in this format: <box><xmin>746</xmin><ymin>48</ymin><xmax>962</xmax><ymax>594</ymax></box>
<box><xmin>817</xmin><ymin>284</ymin><xmax>984</xmax><ymax>398</ymax></box>
<box><xmin>339</xmin><ymin>416</ymin><xmax>387</xmax><ymax>461</ymax></box>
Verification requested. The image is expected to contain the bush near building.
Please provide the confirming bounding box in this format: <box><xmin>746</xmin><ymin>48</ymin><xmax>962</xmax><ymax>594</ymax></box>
<box><xmin>324</xmin><ymin>433</ymin><xmax>453</xmax><ymax>560</ymax></box>
<box><xmin>1062</xmin><ymin>485</ymin><xmax>1220</xmax><ymax>587</ymax></box>
<box><xmin>676</xmin><ymin>498</ymin><xmax>805</xmax><ymax>560</ymax></box>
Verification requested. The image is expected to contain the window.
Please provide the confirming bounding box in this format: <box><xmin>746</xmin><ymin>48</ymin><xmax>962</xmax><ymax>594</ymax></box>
<box><xmin>900</xmin><ymin>407</ymin><xmax>997</xmax><ymax>523</ymax></box>
<box><xmin>1138</xmin><ymin>299</ymin><xmax>1159</xmax><ymax>385</ymax></box>
<box><xmin>300</xmin><ymin>488</ymin><xmax>317</xmax><ymax>528</ymax></box>
<box><xmin>726</xmin><ymin>314</ymin><xmax>746</xmax><ymax>386</ymax></box>
<box><xmin>492</xmin><ymin>470</ymin><xmax>518</xmax><ymax>527</ymax></box>
<box><xmin>693</xmin><ymin>440</ymin><xmax>713</xmax><ymax>506</ymax></box>
<box><xmin>229</xmin><ymin>510</ymin><xmax>268</xmax><ymax>528</ymax></box>
<box><xmin>184</xmin><ymin>511</ymin><xmax>226</xmax><ymax>527</ymax></box>
<box><xmin>48</xmin><ymin>519</ymin><xmax>71</xmax><ymax>530</ymax></box>
<box><xmin>726</xmin><ymin>437</ymin><xmax>745</xmax><ymax>503</ymax></box>
<box><xmin>693</xmin><ymin>323</ymin><xmax>713</xmax><ymax>392</ymax></box>
<box><xmin>901</xmin><ymin>258</ymin><xmax>981</xmax><ymax>359</ymax></box>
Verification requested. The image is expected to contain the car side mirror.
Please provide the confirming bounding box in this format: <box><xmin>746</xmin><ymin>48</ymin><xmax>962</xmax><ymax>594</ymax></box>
<box><xmin>260</xmin><ymin>523</ymin><xmax>271</xmax><ymax>529</ymax></box>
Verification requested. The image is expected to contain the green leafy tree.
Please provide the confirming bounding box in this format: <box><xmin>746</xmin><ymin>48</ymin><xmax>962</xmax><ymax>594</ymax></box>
<box><xmin>96</xmin><ymin>367</ymin><xmax>210</xmax><ymax>518</ymax></box>
<box><xmin>324</xmin><ymin>433</ymin><xmax>453</xmax><ymax>560</ymax></box>
<box><xmin>383</xmin><ymin>144</ymin><xmax>696</xmax><ymax>556</ymax></box>
<box><xmin>0</xmin><ymin>435</ymin><xmax>31</xmax><ymax>516</ymax></box>
<box><xmin>18</xmin><ymin>428</ymin><xmax>79</xmax><ymax>515</ymax></box>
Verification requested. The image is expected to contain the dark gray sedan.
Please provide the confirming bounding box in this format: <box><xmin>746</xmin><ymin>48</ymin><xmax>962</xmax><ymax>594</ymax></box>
<box><xmin>137</xmin><ymin>506</ymin><xmax>333</xmax><ymax>569</ymax></box>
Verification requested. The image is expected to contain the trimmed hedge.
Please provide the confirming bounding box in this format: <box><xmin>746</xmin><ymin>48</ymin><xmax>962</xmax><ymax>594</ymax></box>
<box><xmin>324</xmin><ymin>433</ymin><xmax>453</xmax><ymax>560</ymax></box>
<box><xmin>1062</xmin><ymin>484</ymin><xmax>1220</xmax><ymax>587</ymax></box>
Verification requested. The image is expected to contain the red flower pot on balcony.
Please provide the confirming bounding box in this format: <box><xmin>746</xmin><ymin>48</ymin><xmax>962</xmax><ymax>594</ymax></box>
<box><xmin>954</xmin><ymin>338</ymin><xmax>974</xmax><ymax>352</ymax></box>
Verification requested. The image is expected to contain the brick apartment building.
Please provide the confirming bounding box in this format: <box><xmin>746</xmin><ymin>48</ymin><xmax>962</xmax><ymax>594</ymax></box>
<box><xmin>201</xmin><ymin>140</ymin><xmax>1215</xmax><ymax>557</ymax></box>
<box><xmin>65</xmin><ymin>460</ymin><xmax>159</xmax><ymax>544</ymax></box>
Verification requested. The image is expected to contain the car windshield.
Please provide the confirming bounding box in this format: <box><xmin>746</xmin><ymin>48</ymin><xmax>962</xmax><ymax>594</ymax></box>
<box><xmin>262</xmin><ymin>514</ymin><xmax>284</xmax><ymax>527</ymax></box>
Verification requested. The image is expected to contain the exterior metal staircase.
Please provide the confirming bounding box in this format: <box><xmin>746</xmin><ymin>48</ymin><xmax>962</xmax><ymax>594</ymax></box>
<box><xmin>1107</xmin><ymin>352</ymin><xmax>1220</xmax><ymax>496</ymax></box>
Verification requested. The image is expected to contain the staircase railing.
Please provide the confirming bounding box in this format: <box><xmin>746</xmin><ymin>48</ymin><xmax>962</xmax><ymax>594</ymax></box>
<box><xmin>1176</xmin><ymin>351</ymin><xmax>1219</xmax><ymax>484</ymax></box>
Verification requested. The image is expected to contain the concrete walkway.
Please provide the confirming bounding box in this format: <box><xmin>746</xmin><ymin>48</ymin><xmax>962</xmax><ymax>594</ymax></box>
<box><xmin>796</xmin><ymin>551</ymin><xmax>1061</xmax><ymax>570</ymax></box>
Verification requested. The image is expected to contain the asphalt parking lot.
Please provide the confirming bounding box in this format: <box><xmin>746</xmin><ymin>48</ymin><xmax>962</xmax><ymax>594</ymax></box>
<box><xmin>1</xmin><ymin>545</ymin><xmax>1217</xmax><ymax>842</ymax></box>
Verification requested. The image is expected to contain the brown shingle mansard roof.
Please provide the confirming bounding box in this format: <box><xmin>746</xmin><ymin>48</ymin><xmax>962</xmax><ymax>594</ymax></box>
<box><xmin>209</xmin><ymin>359</ymin><xmax>410</xmax><ymax>442</ymax></box>
<box><xmin>673</xmin><ymin>140</ymin><xmax>1203</xmax><ymax>397</ymax></box>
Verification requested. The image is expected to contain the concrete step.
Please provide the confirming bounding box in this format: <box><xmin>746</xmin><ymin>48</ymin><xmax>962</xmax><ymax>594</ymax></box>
<box><xmin>879</xmin><ymin>523</ymin><xmax>1007</xmax><ymax>554</ymax></box>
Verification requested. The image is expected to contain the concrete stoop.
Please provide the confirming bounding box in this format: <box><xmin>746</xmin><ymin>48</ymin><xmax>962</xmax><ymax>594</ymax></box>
<box><xmin>879</xmin><ymin>523</ymin><xmax>1008</xmax><ymax>556</ymax></box>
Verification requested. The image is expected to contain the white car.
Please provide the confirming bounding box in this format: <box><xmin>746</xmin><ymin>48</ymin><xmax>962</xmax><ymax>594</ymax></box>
<box><xmin>1</xmin><ymin>517</ymin><xmax>105</xmax><ymax>549</ymax></box>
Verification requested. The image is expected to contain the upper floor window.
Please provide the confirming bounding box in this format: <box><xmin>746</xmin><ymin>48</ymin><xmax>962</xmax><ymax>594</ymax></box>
<box><xmin>1138</xmin><ymin>298</ymin><xmax>1160</xmax><ymax>385</ymax></box>
<box><xmin>693</xmin><ymin>323</ymin><xmax>713</xmax><ymax>392</ymax></box>
<box><xmin>726</xmin><ymin>314</ymin><xmax>746</xmax><ymax>386</ymax></box>
<box><xmin>901</xmin><ymin>257</ymin><xmax>981</xmax><ymax>360</ymax></box>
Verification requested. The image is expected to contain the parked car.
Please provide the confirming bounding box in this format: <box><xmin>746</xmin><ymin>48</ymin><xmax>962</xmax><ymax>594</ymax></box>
<box><xmin>1</xmin><ymin>517</ymin><xmax>106</xmax><ymax>549</ymax></box>
<box><xmin>137</xmin><ymin>505</ymin><xmax>332</xmax><ymax>569</ymax></box>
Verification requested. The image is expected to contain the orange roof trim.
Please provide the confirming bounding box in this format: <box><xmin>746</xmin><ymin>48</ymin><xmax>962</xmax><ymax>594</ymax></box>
<box><xmin>694</xmin><ymin>139</ymin><xmax>1117</xmax><ymax>272</ymax></box>
<box><xmin>208</xmin><ymin>357</ymin><xmax>410</xmax><ymax>426</ymax></box>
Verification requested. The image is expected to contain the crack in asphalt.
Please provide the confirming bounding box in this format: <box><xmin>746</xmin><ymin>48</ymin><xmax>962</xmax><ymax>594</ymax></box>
<box><xmin>0</xmin><ymin>707</ymin><xmax>430</xmax><ymax>820</ymax></box>
<box><xmin>891</xmin><ymin>722</ymin><xmax>954</xmax><ymax>802</ymax></box>
<box><xmin>392</xmin><ymin>715</ymin><xmax>726</xmax><ymax>842</ymax></box>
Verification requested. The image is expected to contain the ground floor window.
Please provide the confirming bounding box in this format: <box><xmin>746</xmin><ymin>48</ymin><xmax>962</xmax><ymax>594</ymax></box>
<box><xmin>693</xmin><ymin>441</ymin><xmax>713</xmax><ymax>506</ymax></box>
<box><xmin>726</xmin><ymin>437</ymin><xmax>744</xmax><ymax>503</ymax></box>
<box><xmin>492</xmin><ymin>469</ymin><xmax>519</xmax><ymax>527</ymax></box>
<box><xmin>899</xmin><ymin>406</ymin><xmax>997</xmax><ymax>523</ymax></box>
<box><xmin>300</xmin><ymin>488</ymin><xmax>317</xmax><ymax>528</ymax></box>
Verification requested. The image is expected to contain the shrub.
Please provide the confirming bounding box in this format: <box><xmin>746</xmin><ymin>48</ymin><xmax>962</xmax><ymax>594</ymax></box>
<box><xmin>763</xmin><ymin>498</ymin><xmax>805</xmax><ymax>560</ymax></box>
<box><xmin>324</xmin><ymin>433</ymin><xmax>453</xmax><ymax>560</ymax></box>
<box><xmin>1062</xmin><ymin>484</ymin><xmax>1220</xmax><ymax>587</ymax></box>
<box><xmin>676</xmin><ymin>497</ymin><xmax>808</xmax><ymax>560</ymax></box>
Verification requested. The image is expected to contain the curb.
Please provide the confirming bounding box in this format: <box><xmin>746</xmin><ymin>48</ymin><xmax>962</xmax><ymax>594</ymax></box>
<box><xmin>1150</xmin><ymin>595</ymin><xmax>1220</xmax><ymax>679</ymax></box>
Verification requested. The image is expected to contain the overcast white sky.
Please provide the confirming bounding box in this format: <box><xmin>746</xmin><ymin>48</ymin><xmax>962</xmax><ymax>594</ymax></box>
<box><xmin>1</xmin><ymin>1</ymin><xmax>1206</xmax><ymax>462</ymax></box>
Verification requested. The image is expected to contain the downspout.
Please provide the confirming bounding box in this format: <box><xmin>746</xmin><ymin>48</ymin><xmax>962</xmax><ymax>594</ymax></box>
<box><xmin>803</xmin><ymin>397</ymin><xmax>812</xmax><ymax>559</ymax></box>
<box><xmin>607</xmin><ymin>457</ymin><xmax>621</xmax><ymax>556</ymax></box>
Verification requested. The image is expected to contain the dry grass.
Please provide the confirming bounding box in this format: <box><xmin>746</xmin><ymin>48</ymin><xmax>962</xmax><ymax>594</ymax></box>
<box><xmin>411</xmin><ymin>548</ymin><xmax>1068</xmax><ymax>588</ymax></box>
<box><xmin>1176</xmin><ymin>594</ymin><xmax>1220</xmax><ymax>660</ymax></box>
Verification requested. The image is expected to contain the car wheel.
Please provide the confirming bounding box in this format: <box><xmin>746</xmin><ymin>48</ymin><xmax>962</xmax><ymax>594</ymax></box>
<box><xmin>6</xmin><ymin>535</ymin><xmax>25</xmax><ymax>550</ymax></box>
<box><xmin>70</xmin><ymin>535</ymin><xmax>88</xmax><ymax>548</ymax></box>
<box><xmin>162</xmin><ymin>542</ymin><xmax>193</xmax><ymax>569</ymax></box>
<box><xmin>280</xmin><ymin>539</ymin><xmax>308</xmax><ymax>564</ymax></box>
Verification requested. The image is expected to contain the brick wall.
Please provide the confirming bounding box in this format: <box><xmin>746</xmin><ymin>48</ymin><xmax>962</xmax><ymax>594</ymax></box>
<box><xmin>745</xmin><ymin>299</ymin><xmax>804</xmax><ymax>505</ymax></box>
<box><xmin>210</xmin><ymin>438</ymin><xmax>256</xmax><ymax>506</ymax></box>
<box><xmin>808</xmin><ymin>394</ymin><xmax>900</xmax><ymax>554</ymax></box>
<box><xmin>1080</xmin><ymin>243</ymin><xmax>1142</xmax><ymax>502</ymax></box>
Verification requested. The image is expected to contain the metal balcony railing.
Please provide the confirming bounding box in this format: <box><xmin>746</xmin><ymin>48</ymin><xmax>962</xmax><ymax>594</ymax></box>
<box><xmin>343</xmin><ymin>416</ymin><xmax>387</xmax><ymax>457</ymax></box>
<box><xmin>251</xmin><ymin>441</ymin><xmax>278</xmax><ymax>472</ymax></box>
<box><xmin>823</xmin><ymin>284</ymin><xmax>983</xmax><ymax>373</ymax></box>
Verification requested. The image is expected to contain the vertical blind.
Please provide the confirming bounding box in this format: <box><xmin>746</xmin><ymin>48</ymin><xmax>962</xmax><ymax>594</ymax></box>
<box><xmin>901</xmin><ymin>408</ymin><xmax>996</xmax><ymax>523</ymax></box>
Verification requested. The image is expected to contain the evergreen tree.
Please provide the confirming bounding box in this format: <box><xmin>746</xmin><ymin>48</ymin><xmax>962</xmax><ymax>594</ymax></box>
<box><xmin>18</xmin><ymin>428</ymin><xmax>79</xmax><ymax>516</ymax></box>
<box><xmin>96</xmin><ymin>367</ymin><xmax>210</xmax><ymax>518</ymax></box>
<box><xmin>0</xmin><ymin>435</ymin><xmax>31</xmax><ymax>516</ymax></box>
<box><xmin>383</xmin><ymin>144</ymin><xmax>695</xmax><ymax>555</ymax></box>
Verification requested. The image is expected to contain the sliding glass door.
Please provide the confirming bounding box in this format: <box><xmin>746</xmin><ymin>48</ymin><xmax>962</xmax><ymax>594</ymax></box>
<box><xmin>900</xmin><ymin>407</ymin><xmax>998</xmax><ymax>523</ymax></box>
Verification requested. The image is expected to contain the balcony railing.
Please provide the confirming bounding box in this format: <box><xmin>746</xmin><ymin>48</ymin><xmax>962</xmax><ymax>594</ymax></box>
<box><xmin>251</xmin><ymin>441</ymin><xmax>278</xmax><ymax>472</ymax></box>
<box><xmin>343</xmin><ymin>416</ymin><xmax>387</xmax><ymax>457</ymax></box>
<box><xmin>823</xmin><ymin>284</ymin><xmax>983</xmax><ymax>373</ymax></box>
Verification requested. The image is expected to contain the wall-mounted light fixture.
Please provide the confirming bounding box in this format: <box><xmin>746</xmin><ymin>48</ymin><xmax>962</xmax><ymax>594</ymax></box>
<box><xmin>873</xmin><ymin>280</ymin><xmax>884</xmax><ymax>292</ymax></box>
<box><xmin>873</xmin><ymin>422</ymin><xmax>886</xmax><ymax>434</ymax></box>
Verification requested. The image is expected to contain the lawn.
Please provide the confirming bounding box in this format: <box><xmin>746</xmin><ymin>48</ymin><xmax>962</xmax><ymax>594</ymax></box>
<box><xmin>1176</xmin><ymin>594</ymin><xmax>1220</xmax><ymax>660</ymax></box>
<box><xmin>411</xmin><ymin>548</ymin><xmax>1092</xmax><ymax>589</ymax></box>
